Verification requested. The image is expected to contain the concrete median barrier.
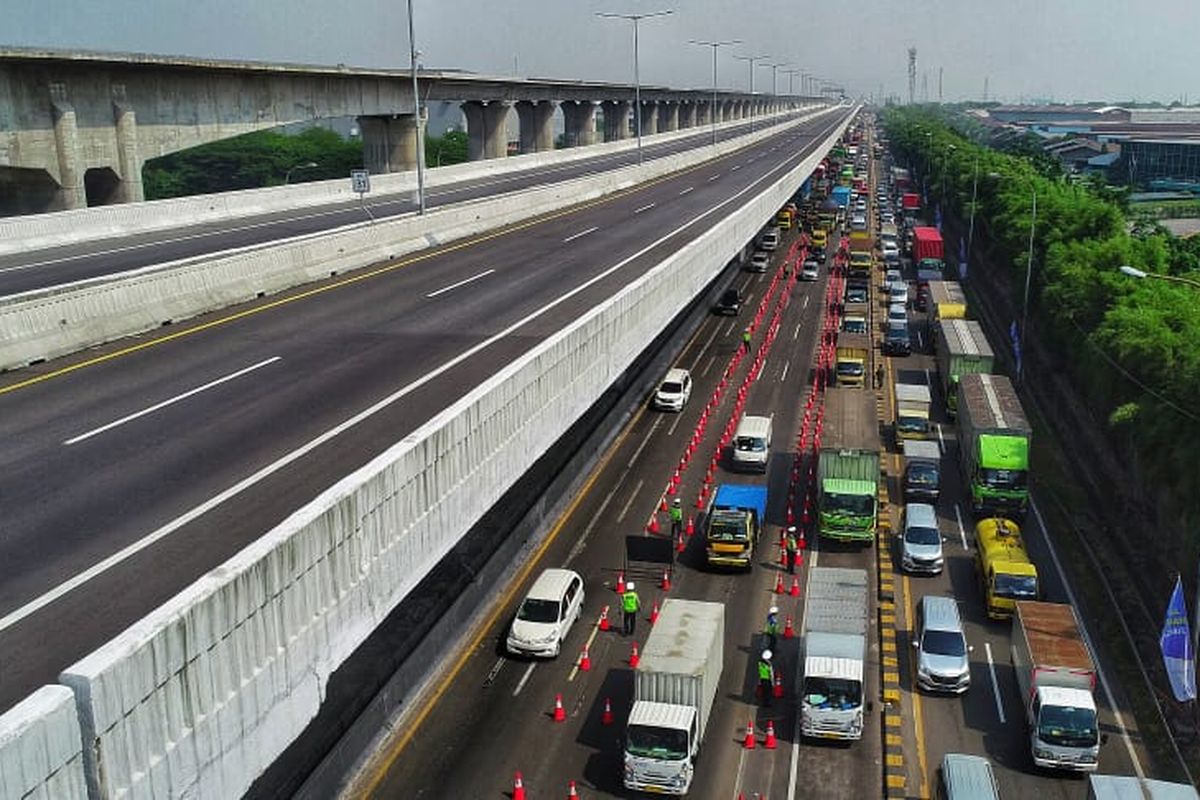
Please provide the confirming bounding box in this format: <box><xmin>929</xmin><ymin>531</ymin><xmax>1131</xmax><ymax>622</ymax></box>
<box><xmin>0</xmin><ymin>685</ymin><xmax>88</xmax><ymax>800</ymax></box>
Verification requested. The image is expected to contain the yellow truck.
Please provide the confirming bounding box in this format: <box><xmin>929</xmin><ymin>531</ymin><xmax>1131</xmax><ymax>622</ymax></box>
<box><xmin>974</xmin><ymin>518</ymin><xmax>1039</xmax><ymax>619</ymax></box>
<box><xmin>811</xmin><ymin>228</ymin><xmax>828</xmax><ymax>250</ymax></box>
<box><xmin>777</xmin><ymin>209</ymin><xmax>793</xmax><ymax>230</ymax></box>
<box><xmin>926</xmin><ymin>280</ymin><xmax>968</xmax><ymax>346</ymax></box>
<box><xmin>835</xmin><ymin>332</ymin><xmax>871</xmax><ymax>387</ymax></box>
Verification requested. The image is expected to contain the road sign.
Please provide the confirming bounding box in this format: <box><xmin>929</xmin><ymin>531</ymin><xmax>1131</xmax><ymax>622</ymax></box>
<box><xmin>350</xmin><ymin>169</ymin><xmax>370</xmax><ymax>194</ymax></box>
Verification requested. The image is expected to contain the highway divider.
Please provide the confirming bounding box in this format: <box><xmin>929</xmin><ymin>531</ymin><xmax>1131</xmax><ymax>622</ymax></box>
<box><xmin>0</xmin><ymin>106</ymin><xmax>843</xmax><ymax>372</ymax></box>
<box><xmin>1</xmin><ymin>109</ymin><xmax>854</xmax><ymax>799</ymax></box>
<box><xmin>0</xmin><ymin>685</ymin><xmax>87</xmax><ymax>800</ymax></box>
<box><xmin>0</xmin><ymin>108</ymin><xmax>818</xmax><ymax>257</ymax></box>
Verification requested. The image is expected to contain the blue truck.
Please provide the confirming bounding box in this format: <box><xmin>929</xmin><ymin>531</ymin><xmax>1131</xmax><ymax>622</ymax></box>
<box><xmin>704</xmin><ymin>484</ymin><xmax>768</xmax><ymax>570</ymax></box>
<box><xmin>831</xmin><ymin>185</ymin><xmax>852</xmax><ymax>210</ymax></box>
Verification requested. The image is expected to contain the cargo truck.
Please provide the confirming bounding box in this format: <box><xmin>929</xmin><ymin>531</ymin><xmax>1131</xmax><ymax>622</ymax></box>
<box><xmin>927</xmin><ymin>280</ymin><xmax>968</xmax><ymax>344</ymax></box>
<box><xmin>913</xmin><ymin>226</ymin><xmax>944</xmax><ymax>271</ymax></box>
<box><xmin>902</xmin><ymin>440</ymin><xmax>941</xmax><ymax>503</ymax></box>
<box><xmin>975</xmin><ymin>517</ymin><xmax>1039</xmax><ymax>618</ymax></box>
<box><xmin>831</xmin><ymin>185</ymin><xmax>852</xmax><ymax>209</ymax></box>
<box><xmin>818</xmin><ymin>388</ymin><xmax>881</xmax><ymax>542</ymax></box>
<box><xmin>1011</xmin><ymin>601</ymin><xmax>1102</xmax><ymax>772</ymax></box>
<box><xmin>1087</xmin><ymin>774</ymin><xmax>1199</xmax><ymax>800</ymax></box>
<box><xmin>625</xmin><ymin>599</ymin><xmax>725</xmax><ymax>794</ymax></box>
<box><xmin>935</xmin><ymin>319</ymin><xmax>994</xmax><ymax>418</ymax></box>
<box><xmin>704</xmin><ymin>484</ymin><xmax>768</xmax><ymax>569</ymax></box>
<box><xmin>800</xmin><ymin>567</ymin><xmax>869</xmax><ymax>740</ymax></box>
<box><xmin>834</xmin><ymin>332</ymin><xmax>871</xmax><ymax>387</ymax></box>
<box><xmin>894</xmin><ymin>382</ymin><xmax>932</xmax><ymax>441</ymax></box>
<box><xmin>957</xmin><ymin>373</ymin><xmax>1031</xmax><ymax>518</ymax></box>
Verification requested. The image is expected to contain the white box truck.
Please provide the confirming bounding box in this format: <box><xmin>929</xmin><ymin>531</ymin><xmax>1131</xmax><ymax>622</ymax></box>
<box><xmin>624</xmin><ymin>599</ymin><xmax>724</xmax><ymax>795</ymax></box>
<box><xmin>1012</xmin><ymin>600</ymin><xmax>1103</xmax><ymax>771</ymax></box>
<box><xmin>800</xmin><ymin>567</ymin><xmax>869</xmax><ymax>740</ymax></box>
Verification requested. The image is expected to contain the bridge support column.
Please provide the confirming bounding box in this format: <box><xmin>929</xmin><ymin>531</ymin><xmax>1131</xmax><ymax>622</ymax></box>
<box><xmin>561</xmin><ymin>100</ymin><xmax>598</xmax><ymax>147</ymax></box>
<box><xmin>49</xmin><ymin>83</ymin><xmax>86</xmax><ymax>211</ymax></box>
<box><xmin>385</xmin><ymin>114</ymin><xmax>423</xmax><ymax>172</ymax></box>
<box><xmin>678</xmin><ymin>102</ymin><xmax>696</xmax><ymax>128</ymax></box>
<box><xmin>638</xmin><ymin>101</ymin><xmax>659</xmax><ymax>136</ymax></box>
<box><xmin>660</xmin><ymin>101</ymin><xmax>679</xmax><ymax>132</ymax></box>
<box><xmin>515</xmin><ymin>100</ymin><xmax>556</xmax><ymax>153</ymax></box>
<box><xmin>601</xmin><ymin>100</ymin><xmax>631</xmax><ymax>141</ymax></box>
<box><xmin>462</xmin><ymin>100</ymin><xmax>511</xmax><ymax>160</ymax></box>
<box><xmin>696</xmin><ymin>102</ymin><xmax>711</xmax><ymax>127</ymax></box>
<box><xmin>111</xmin><ymin>88</ymin><xmax>144</xmax><ymax>204</ymax></box>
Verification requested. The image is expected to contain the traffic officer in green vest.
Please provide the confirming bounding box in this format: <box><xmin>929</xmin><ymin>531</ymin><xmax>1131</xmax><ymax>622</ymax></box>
<box><xmin>669</xmin><ymin>497</ymin><xmax>684</xmax><ymax>537</ymax></box>
<box><xmin>764</xmin><ymin>606</ymin><xmax>780</xmax><ymax>651</ymax></box>
<box><xmin>621</xmin><ymin>582</ymin><xmax>642</xmax><ymax>637</ymax></box>
<box><xmin>758</xmin><ymin>650</ymin><xmax>775</xmax><ymax>707</ymax></box>
<box><xmin>785</xmin><ymin>526</ymin><xmax>799</xmax><ymax>575</ymax></box>
<box><xmin>742</xmin><ymin>327</ymin><xmax>752</xmax><ymax>353</ymax></box>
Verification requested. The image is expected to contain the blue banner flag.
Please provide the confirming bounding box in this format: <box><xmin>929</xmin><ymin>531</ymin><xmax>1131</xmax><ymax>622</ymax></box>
<box><xmin>935</xmin><ymin>204</ymin><xmax>943</xmax><ymax>233</ymax></box>
<box><xmin>958</xmin><ymin>239</ymin><xmax>968</xmax><ymax>280</ymax></box>
<box><xmin>1009</xmin><ymin>320</ymin><xmax>1022</xmax><ymax>376</ymax></box>
<box><xmin>1161</xmin><ymin>576</ymin><xmax>1196</xmax><ymax>702</ymax></box>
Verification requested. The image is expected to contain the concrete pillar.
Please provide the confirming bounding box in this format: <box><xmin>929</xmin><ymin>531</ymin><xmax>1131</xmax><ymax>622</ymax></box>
<box><xmin>679</xmin><ymin>102</ymin><xmax>696</xmax><ymax>128</ymax></box>
<box><xmin>386</xmin><ymin>114</ymin><xmax>422</xmax><ymax>172</ymax></box>
<box><xmin>49</xmin><ymin>82</ymin><xmax>85</xmax><ymax>211</ymax></box>
<box><xmin>638</xmin><ymin>101</ymin><xmax>659</xmax><ymax>135</ymax></box>
<box><xmin>111</xmin><ymin>86</ymin><xmax>144</xmax><ymax>204</ymax></box>
<box><xmin>601</xmin><ymin>100</ymin><xmax>631</xmax><ymax>141</ymax></box>
<box><xmin>516</xmin><ymin>100</ymin><xmax>556</xmax><ymax>153</ymax></box>
<box><xmin>660</xmin><ymin>101</ymin><xmax>679</xmax><ymax>132</ymax></box>
<box><xmin>696</xmin><ymin>102</ymin><xmax>711</xmax><ymax>127</ymax></box>
<box><xmin>462</xmin><ymin>100</ymin><xmax>511</xmax><ymax>160</ymax></box>
<box><xmin>561</xmin><ymin>100</ymin><xmax>598</xmax><ymax>147</ymax></box>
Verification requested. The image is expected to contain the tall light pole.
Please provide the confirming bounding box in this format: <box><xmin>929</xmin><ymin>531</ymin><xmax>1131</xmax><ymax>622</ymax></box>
<box><xmin>782</xmin><ymin>68</ymin><xmax>802</xmax><ymax>95</ymax></box>
<box><xmin>965</xmin><ymin>152</ymin><xmax>980</xmax><ymax>281</ymax></box>
<box><xmin>689</xmin><ymin>38</ymin><xmax>740</xmax><ymax>147</ymax></box>
<box><xmin>731</xmin><ymin>53</ymin><xmax>769</xmax><ymax>132</ymax></box>
<box><xmin>597</xmin><ymin>9</ymin><xmax>673</xmax><ymax>166</ymax></box>
<box><xmin>406</xmin><ymin>0</ymin><xmax>426</xmax><ymax>214</ymax></box>
<box><xmin>984</xmin><ymin>171</ymin><xmax>1036</xmax><ymax>381</ymax></box>
<box><xmin>760</xmin><ymin>61</ymin><xmax>787</xmax><ymax>98</ymax></box>
<box><xmin>1119</xmin><ymin>264</ymin><xmax>1200</xmax><ymax>290</ymax></box>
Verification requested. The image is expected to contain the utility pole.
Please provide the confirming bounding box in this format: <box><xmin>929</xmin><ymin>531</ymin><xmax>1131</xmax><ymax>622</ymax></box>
<box><xmin>596</xmin><ymin>9</ymin><xmax>673</xmax><ymax>166</ymax></box>
<box><xmin>689</xmin><ymin>39</ymin><xmax>740</xmax><ymax>146</ymax></box>
<box><xmin>907</xmin><ymin>47</ymin><xmax>917</xmax><ymax>105</ymax></box>
<box><xmin>732</xmin><ymin>53</ymin><xmax>769</xmax><ymax>132</ymax></box>
<box><xmin>938</xmin><ymin>66</ymin><xmax>943</xmax><ymax>104</ymax></box>
<box><xmin>406</xmin><ymin>0</ymin><xmax>426</xmax><ymax>214</ymax></box>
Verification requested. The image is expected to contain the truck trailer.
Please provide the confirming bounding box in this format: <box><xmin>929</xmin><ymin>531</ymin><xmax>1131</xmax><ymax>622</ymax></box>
<box><xmin>625</xmin><ymin>600</ymin><xmax>725</xmax><ymax>794</ymax></box>
<box><xmin>800</xmin><ymin>567</ymin><xmax>869</xmax><ymax>740</ymax></box>
<box><xmin>957</xmin><ymin>373</ymin><xmax>1031</xmax><ymax>518</ymax></box>
<box><xmin>817</xmin><ymin>388</ymin><xmax>881</xmax><ymax>542</ymax></box>
<box><xmin>935</xmin><ymin>319</ymin><xmax>994</xmax><ymax>417</ymax></box>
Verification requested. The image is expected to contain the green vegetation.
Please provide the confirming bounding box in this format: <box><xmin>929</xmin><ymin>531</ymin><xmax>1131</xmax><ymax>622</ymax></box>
<box><xmin>425</xmin><ymin>130</ymin><xmax>468</xmax><ymax>167</ymax></box>
<box><xmin>883</xmin><ymin>107</ymin><xmax>1200</xmax><ymax>539</ymax></box>
<box><xmin>143</xmin><ymin>127</ymin><xmax>364</xmax><ymax>200</ymax></box>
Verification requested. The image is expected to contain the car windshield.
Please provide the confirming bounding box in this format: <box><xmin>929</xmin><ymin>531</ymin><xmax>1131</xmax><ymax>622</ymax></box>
<box><xmin>1038</xmin><ymin>705</ymin><xmax>1098</xmax><ymax>749</ymax></box>
<box><xmin>843</xmin><ymin>320</ymin><xmax>867</xmax><ymax>334</ymax></box>
<box><xmin>803</xmin><ymin>676</ymin><xmax>862</xmax><ymax>709</ymax></box>
<box><xmin>907</xmin><ymin>463</ymin><xmax>939</xmax><ymax>486</ymax></box>
<box><xmin>659</xmin><ymin>381</ymin><xmax>683</xmax><ymax>394</ymax></box>
<box><xmin>994</xmin><ymin>573</ymin><xmax>1039</xmax><ymax>599</ymax></box>
<box><xmin>922</xmin><ymin>629</ymin><xmax>966</xmax><ymax>657</ymax></box>
<box><xmin>981</xmin><ymin>468</ymin><xmax>1027</xmax><ymax>490</ymax></box>
<box><xmin>626</xmin><ymin>724</ymin><xmax>689</xmax><ymax>760</ymax></box>
<box><xmin>836</xmin><ymin>362</ymin><xmax>865</xmax><ymax>377</ymax></box>
<box><xmin>825</xmin><ymin>491</ymin><xmax>874</xmax><ymax>515</ymax></box>
<box><xmin>905</xmin><ymin>525</ymin><xmax>941</xmax><ymax>545</ymax></box>
<box><xmin>889</xmin><ymin>310</ymin><xmax>907</xmax><ymax>322</ymax></box>
<box><xmin>846</xmin><ymin>289</ymin><xmax>868</xmax><ymax>303</ymax></box>
<box><xmin>887</xmin><ymin>328</ymin><xmax>909</xmax><ymax>342</ymax></box>
<box><xmin>516</xmin><ymin>597</ymin><xmax>560</xmax><ymax>623</ymax></box>
<box><xmin>736</xmin><ymin>436</ymin><xmax>766</xmax><ymax>452</ymax></box>
<box><xmin>721</xmin><ymin>291</ymin><xmax>739</xmax><ymax>303</ymax></box>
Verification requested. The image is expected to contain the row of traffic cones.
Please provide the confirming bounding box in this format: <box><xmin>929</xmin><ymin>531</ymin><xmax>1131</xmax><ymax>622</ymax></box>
<box><xmin>742</xmin><ymin>718</ymin><xmax>780</xmax><ymax>750</ymax></box>
<box><xmin>511</xmin><ymin>773</ymin><xmax>582</xmax><ymax>799</ymax></box>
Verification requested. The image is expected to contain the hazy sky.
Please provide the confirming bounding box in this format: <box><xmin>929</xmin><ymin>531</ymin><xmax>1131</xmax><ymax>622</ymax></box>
<box><xmin>7</xmin><ymin>0</ymin><xmax>1200</xmax><ymax>104</ymax></box>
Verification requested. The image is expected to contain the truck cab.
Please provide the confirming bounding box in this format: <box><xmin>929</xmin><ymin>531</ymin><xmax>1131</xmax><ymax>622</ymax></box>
<box><xmin>705</xmin><ymin>484</ymin><xmax>767</xmax><ymax>569</ymax></box>
<box><xmin>624</xmin><ymin>702</ymin><xmax>698</xmax><ymax>794</ymax></box>
<box><xmin>1028</xmin><ymin>686</ymin><xmax>1101</xmax><ymax>771</ymax></box>
<box><xmin>800</xmin><ymin>568</ymin><xmax>868</xmax><ymax>740</ymax></box>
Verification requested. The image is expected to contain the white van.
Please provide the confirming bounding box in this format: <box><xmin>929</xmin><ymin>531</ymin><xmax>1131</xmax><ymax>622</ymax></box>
<box><xmin>939</xmin><ymin>753</ymin><xmax>999</xmax><ymax>800</ymax></box>
<box><xmin>731</xmin><ymin>415</ymin><xmax>772</xmax><ymax>472</ymax></box>
<box><xmin>506</xmin><ymin>568</ymin><xmax>585</xmax><ymax>658</ymax></box>
<box><xmin>653</xmin><ymin>367</ymin><xmax>692</xmax><ymax>412</ymax></box>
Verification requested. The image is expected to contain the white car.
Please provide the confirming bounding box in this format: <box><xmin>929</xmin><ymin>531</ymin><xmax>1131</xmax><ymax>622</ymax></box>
<box><xmin>851</xmin><ymin>213</ymin><xmax>868</xmax><ymax>231</ymax></box>
<box><xmin>884</xmin><ymin>269</ymin><xmax>903</xmax><ymax>293</ymax></box>
<box><xmin>653</xmin><ymin>367</ymin><xmax>692</xmax><ymax>411</ymax></box>
<box><xmin>882</xmin><ymin>241</ymin><xmax>901</xmax><ymax>262</ymax></box>
<box><xmin>800</xmin><ymin>259</ymin><xmax>820</xmax><ymax>281</ymax></box>
<box><xmin>889</xmin><ymin>281</ymin><xmax>910</xmax><ymax>307</ymax></box>
<box><xmin>507</xmin><ymin>569</ymin><xmax>585</xmax><ymax>658</ymax></box>
<box><xmin>888</xmin><ymin>303</ymin><xmax>908</xmax><ymax>326</ymax></box>
<box><xmin>749</xmin><ymin>250</ymin><xmax>770</xmax><ymax>272</ymax></box>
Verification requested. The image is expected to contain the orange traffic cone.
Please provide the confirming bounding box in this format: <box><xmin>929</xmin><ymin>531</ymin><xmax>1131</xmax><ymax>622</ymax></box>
<box><xmin>660</xmin><ymin>496</ymin><xmax>668</xmax><ymax>512</ymax></box>
<box><xmin>661</xmin><ymin>568</ymin><xmax>671</xmax><ymax>591</ymax></box>
<box><xmin>686</xmin><ymin>516</ymin><xmax>695</xmax><ymax>536</ymax></box>
<box><xmin>647</xmin><ymin>515</ymin><xmax>660</xmax><ymax>535</ymax></box>
<box><xmin>598</xmin><ymin>605</ymin><xmax>611</xmax><ymax>632</ymax></box>
<box><xmin>567</xmin><ymin>780</ymin><xmax>579</xmax><ymax>799</ymax></box>
<box><xmin>650</xmin><ymin>601</ymin><xmax>660</xmax><ymax>625</ymax></box>
<box><xmin>774</xmin><ymin>672</ymin><xmax>785</xmax><ymax>699</ymax></box>
<box><xmin>743</xmin><ymin>718</ymin><xmax>756</xmax><ymax>749</ymax></box>
<box><xmin>601</xmin><ymin>697</ymin><xmax>614</xmax><ymax>726</ymax></box>
<box><xmin>765</xmin><ymin>719</ymin><xmax>778</xmax><ymax>749</ymax></box>
<box><xmin>790</xmin><ymin>577</ymin><xmax>801</xmax><ymax>597</ymax></box>
<box><xmin>616</xmin><ymin>571</ymin><xmax>626</xmax><ymax>594</ymax></box>
<box><xmin>666</xmin><ymin>480</ymin><xmax>676</xmax><ymax>497</ymax></box>
<box><xmin>774</xmin><ymin>573</ymin><xmax>785</xmax><ymax>594</ymax></box>
<box><xmin>579</xmin><ymin>644</ymin><xmax>592</xmax><ymax>672</ymax></box>
<box><xmin>553</xmin><ymin>693</ymin><xmax>566</xmax><ymax>722</ymax></box>
<box><xmin>513</xmin><ymin>772</ymin><xmax>527</xmax><ymax>800</ymax></box>
<box><xmin>629</xmin><ymin>642</ymin><xmax>640</xmax><ymax>668</ymax></box>
<box><xmin>780</xmin><ymin>546</ymin><xmax>789</xmax><ymax>568</ymax></box>
<box><xmin>784</xmin><ymin>616</ymin><xmax>795</xmax><ymax>639</ymax></box>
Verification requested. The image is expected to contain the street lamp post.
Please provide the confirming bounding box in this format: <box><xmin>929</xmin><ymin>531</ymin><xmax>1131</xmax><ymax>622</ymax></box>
<box><xmin>689</xmin><ymin>38</ymin><xmax>740</xmax><ymax>147</ymax></box>
<box><xmin>406</xmin><ymin>0</ymin><xmax>426</xmax><ymax>214</ymax></box>
<box><xmin>965</xmin><ymin>152</ymin><xmax>980</xmax><ymax>280</ymax></box>
<box><xmin>284</xmin><ymin>161</ymin><xmax>318</xmax><ymax>185</ymax></box>
<box><xmin>1020</xmin><ymin>187</ymin><xmax>1037</xmax><ymax>383</ymax></box>
<box><xmin>597</xmin><ymin>9</ymin><xmax>673</xmax><ymax>166</ymax></box>
<box><xmin>732</xmin><ymin>53</ymin><xmax>769</xmax><ymax>132</ymax></box>
<box><xmin>1119</xmin><ymin>264</ymin><xmax>1200</xmax><ymax>290</ymax></box>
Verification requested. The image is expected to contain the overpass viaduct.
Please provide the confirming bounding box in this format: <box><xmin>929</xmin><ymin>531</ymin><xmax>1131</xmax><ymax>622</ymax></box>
<box><xmin>0</xmin><ymin>47</ymin><xmax>813</xmax><ymax>215</ymax></box>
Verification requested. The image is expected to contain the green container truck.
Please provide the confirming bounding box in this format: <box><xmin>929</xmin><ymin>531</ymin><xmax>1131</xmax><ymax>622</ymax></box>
<box><xmin>935</xmin><ymin>319</ymin><xmax>994</xmax><ymax>418</ymax></box>
<box><xmin>957</xmin><ymin>373</ymin><xmax>1031</xmax><ymax>518</ymax></box>
<box><xmin>817</xmin><ymin>388</ymin><xmax>881</xmax><ymax>542</ymax></box>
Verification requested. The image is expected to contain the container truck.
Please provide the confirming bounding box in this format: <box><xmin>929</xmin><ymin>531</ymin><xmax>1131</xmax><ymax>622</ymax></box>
<box><xmin>935</xmin><ymin>319</ymin><xmax>994</xmax><ymax>418</ymax></box>
<box><xmin>975</xmin><ymin>517</ymin><xmax>1039</xmax><ymax>619</ymax></box>
<box><xmin>902</xmin><ymin>192</ymin><xmax>921</xmax><ymax>211</ymax></box>
<box><xmin>912</xmin><ymin>226</ymin><xmax>945</xmax><ymax>270</ymax></box>
<box><xmin>704</xmin><ymin>484</ymin><xmax>768</xmax><ymax>569</ymax></box>
<box><xmin>625</xmin><ymin>600</ymin><xmax>725</xmax><ymax>795</ymax></box>
<box><xmin>894</xmin><ymin>382</ymin><xmax>932</xmax><ymax>441</ymax></box>
<box><xmin>831</xmin><ymin>185</ymin><xmax>852</xmax><ymax>209</ymax></box>
<box><xmin>800</xmin><ymin>567</ymin><xmax>869</xmax><ymax>740</ymax></box>
<box><xmin>1087</xmin><ymin>774</ymin><xmax>1200</xmax><ymax>800</ymax></box>
<box><xmin>1011</xmin><ymin>601</ymin><xmax>1102</xmax><ymax>772</ymax></box>
<box><xmin>927</xmin><ymin>281</ymin><xmax>968</xmax><ymax>344</ymax></box>
<box><xmin>902</xmin><ymin>440</ymin><xmax>941</xmax><ymax>504</ymax></box>
<box><xmin>957</xmin><ymin>373</ymin><xmax>1031</xmax><ymax>518</ymax></box>
<box><xmin>834</xmin><ymin>332</ymin><xmax>871</xmax><ymax>387</ymax></box>
<box><xmin>817</xmin><ymin>388</ymin><xmax>881</xmax><ymax>542</ymax></box>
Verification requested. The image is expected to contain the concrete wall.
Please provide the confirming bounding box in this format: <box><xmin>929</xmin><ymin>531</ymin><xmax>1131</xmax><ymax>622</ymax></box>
<box><xmin>0</xmin><ymin>685</ymin><xmax>88</xmax><ymax>800</ymax></box>
<box><xmin>0</xmin><ymin>106</ymin><xmax>853</xmax><ymax>799</ymax></box>
<box><xmin>0</xmin><ymin>107</ymin><xmax>843</xmax><ymax>372</ymax></box>
<box><xmin>0</xmin><ymin>106</ymin><xmax>816</xmax><ymax>256</ymax></box>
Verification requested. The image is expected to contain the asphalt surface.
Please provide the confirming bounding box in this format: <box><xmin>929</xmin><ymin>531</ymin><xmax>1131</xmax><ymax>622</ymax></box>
<box><xmin>358</xmin><ymin>216</ymin><xmax>884</xmax><ymax>799</ymax></box>
<box><xmin>0</xmin><ymin>107</ymin><xmax>852</xmax><ymax>714</ymax></box>
<box><xmin>867</xmin><ymin>144</ymin><xmax>1151</xmax><ymax>795</ymax></box>
<box><xmin>0</xmin><ymin>113</ymin><xmax>821</xmax><ymax>296</ymax></box>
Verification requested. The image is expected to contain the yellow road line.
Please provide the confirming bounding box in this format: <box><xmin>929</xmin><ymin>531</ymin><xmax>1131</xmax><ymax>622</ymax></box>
<box><xmin>902</xmin><ymin>572</ymin><xmax>931</xmax><ymax>798</ymax></box>
<box><xmin>1</xmin><ymin>122</ymin><xmax>793</xmax><ymax>398</ymax></box>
